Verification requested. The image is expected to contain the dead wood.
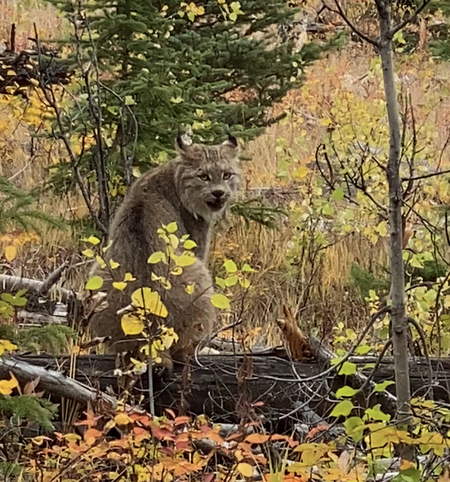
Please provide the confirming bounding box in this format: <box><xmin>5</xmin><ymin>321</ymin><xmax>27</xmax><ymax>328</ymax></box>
<box><xmin>0</xmin><ymin>356</ymin><xmax>116</xmax><ymax>408</ymax></box>
<box><xmin>309</xmin><ymin>335</ymin><xmax>398</xmax><ymax>415</ymax></box>
<box><xmin>0</xmin><ymin>274</ymin><xmax>76</xmax><ymax>303</ymax></box>
<box><xmin>0</xmin><ymin>44</ymin><xmax>71</xmax><ymax>95</ymax></box>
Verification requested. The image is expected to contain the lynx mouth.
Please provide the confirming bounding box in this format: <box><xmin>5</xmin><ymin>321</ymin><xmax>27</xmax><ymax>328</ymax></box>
<box><xmin>206</xmin><ymin>199</ymin><xmax>226</xmax><ymax>211</ymax></box>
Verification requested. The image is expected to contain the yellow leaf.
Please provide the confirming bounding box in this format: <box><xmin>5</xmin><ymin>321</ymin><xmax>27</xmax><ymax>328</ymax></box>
<box><xmin>121</xmin><ymin>313</ymin><xmax>145</xmax><ymax>335</ymax></box>
<box><xmin>109</xmin><ymin>259</ymin><xmax>120</xmax><ymax>269</ymax></box>
<box><xmin>0</xmin><ymin>340</ymin><xmax>17</xmax><ymax>352</ymax></box>
<box><xmin>85</xmin><ymin>276</ymin><xmax>104</xmax><ymax>291</ymax></box>
<box><xmin>83</xmin><ymin>235</ymin><xmax>101</xmax><ymax>245</ymax></box>
<box><xmin>95</xmin><ymin>255</ymin><xmax>107</xmax><ymax>269</ymax></box>
<box><xmin>173</xmin><ymin>254</ymin><xmax>196</xmax><ymax>267</ymax></box>
<box><xmin>171</xmin><ymin>266</ymin><xmax>183</xmax><ymax>276</ymax></box>
<box><xmin>185</xmin><ymin>283</ymin><xmax>195</xmax><ymax>295</ymax></box>
<box><xmin>124</xmin><ymin>272</ymin><xmax>136</xmax><ymax>281</ymax></box>
<box><xmin>131</xmin><ymin>288</ymin><xmax>168</xmax><ymax>318</ymax></box>
<box><xmin>236</xmin><ymin>463</ymin><xmax>253</xmax><ymax>477</ymax></box>
<box><xmin>82</xmin><ymin>249</ymin><xmax>95</xmax><ymax>258</ymax></box>
<box><xmin>113</xmin><ymin>282</ymin><xmax>127</xmax><ymax>291</ymax></box>
<box><xmin>4</xmin><ymin>245</ymin><xmax>16</xmax><ymax>262</ymax></box>
<box><xmin>169</xmin><ymin>234</ymin><xmax>179</xmax><ymax>249</ymax></box>
<box><xmin>148</xmin><ymin>251</ymin><xmax>167</xmax><ymax>264</ymax></box>
<box><xmin>0</xmin><ymin>374</ymin><xmax>18</xmax><ymax>395</ymax></box>
<box><xmin>114</xmin><ymin>412</ymin><xmax>133</xmax><ymax>425</ymax></box>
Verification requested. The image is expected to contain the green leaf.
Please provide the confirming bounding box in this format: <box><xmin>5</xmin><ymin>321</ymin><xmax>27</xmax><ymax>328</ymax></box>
<box><xmin>124</xmin><ymin>95</ymin><xmax>135</xmax><ymax>105</ymax></box>
<box><xmin>184</xmin><ymin>240</ymin><xmax>197</xmax><ymax>250</ymax></box>
<box><xmin>85</xmin><ymin>276</ymin><xmax>104</xmax><ymax>291</ymax></box>
<box><xmin>364</xmin><ymin>404</ymin><xmax>391</xmax><ymax>422</ymax></box>
<box><xmin>225</xmin><ymin>275</ymin><xmax>238</xmax><ymax>287</ymax></box>
<box><xmin>211</xmin><ymin>293</ymin><xmax>231</xmax><ymax>310</ymax></box>
<box><xmin>229</xmin><ymin>11</ymin><xmax>237</xmax><ymax>21</ymax></box>
<box><xmin>332</xmin><ymin>188</ymin><xmax>344</xmax><ymax>201</ymax></box>
<box><xmin>166</xmin><ymin>222</ymin><xmax>178</xmax><ymax>233</ymax></box>
<box><xmin>322</xmin><ymin>203</ymin><xmax>334</xmax><ymax>215</ymax></box>
<box><xmin>148</xmin><ymin>251</ymin><xmax>167</xmax><ymax>264</ymax></box>
<box><xmin>330</xmin><ymin>400</ymin><xmax>354</xmax><ymax>418</ymax></box>
<box><xmin>336</xmin><ymin>386</ymin><xmax>358</xmax><ymax>399</ymax></box>
<box><xmin>373</xmin><ymin>380</ymin><xmax>395</xmax><ymax>393</ymax></box>
<box><xmin>241</xmin><ymin>263</ymin><xmax>255</xmax><ymax>273</ymax></box>
<box><xmin>215</xmin><ymin>277</ymin><xmax>227</xmax><ymax>289</ymax></box>
<box><xmin>338</xmin><ymin>362</ymin><xmax>357</xmax><ymax>376</ymax></box>
<box><xmin>224</xmin><ymin>260</ymin><xmax>238</xmax><ymax>273</ymax></box>
<box><xmin>343</xmin><ymin>417</ymin><xmax>364</xmax><ymax>442</ymax></box>
<box><xmin>392</xmin><ymin>468</ymin><xmax>420</xmax><ymax>482</ymax></box>
<box><xmin>355</xmin><ymin>345</ymin><xmax>372</xmax><ymax>355</ymax></box>
<box><xmin>11</xmin><ymin>295</ymin><xmax>27</xmax><ymax>307</ymax></box>
<box><xmin>239</xmin><ymin>278</ymin><xmax>251</xmax><ymax>289</ymax></box>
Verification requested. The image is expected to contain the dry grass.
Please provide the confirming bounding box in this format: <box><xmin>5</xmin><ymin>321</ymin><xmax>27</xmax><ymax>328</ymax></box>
<box><xmin>0</xmin><ymin>0</ymin><xmax>64</xmax><ymax>50</ymax></box>
<box><xmin>1</xmin><ymin>5</ymin><xmax>450</xmax><ymax>347</ymax></box>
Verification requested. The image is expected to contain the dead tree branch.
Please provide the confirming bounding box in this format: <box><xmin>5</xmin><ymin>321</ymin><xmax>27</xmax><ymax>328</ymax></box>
<box><xmin>0</xmin><ymin>356</ymin><xmax>116</xmax><ymax>408</ymax></box>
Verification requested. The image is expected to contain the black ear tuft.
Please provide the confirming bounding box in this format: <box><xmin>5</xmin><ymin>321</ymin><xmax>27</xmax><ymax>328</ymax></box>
<box><xmin>176</xmin><ymin>135</ymin><xmax>185</xmax><ymax>150</ymax></box>
<box><xmin>223</xmin><ymin>134</ymin><xmax>238</xmax><ymax>149</ymax></box>
<box><xmin>227</xmin><ymin>134</ymin><xmax>238</xmax><ymax>148</ymax></box>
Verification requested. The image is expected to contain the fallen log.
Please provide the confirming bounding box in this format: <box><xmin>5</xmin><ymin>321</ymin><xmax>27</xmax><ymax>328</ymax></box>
<box><xmin>0</xmin><ymin>274</ymin><xmax>75</xmax><ymax>304</ymax></box>
<box><xmin>0</xmin><ymin>356</ymin><xmax>116</xmax><ymax>408</ymax></box>
<box><xmin>11</xmin><ymin>353</ymin><xmax>450</xmax><ymax>424</ymax></box>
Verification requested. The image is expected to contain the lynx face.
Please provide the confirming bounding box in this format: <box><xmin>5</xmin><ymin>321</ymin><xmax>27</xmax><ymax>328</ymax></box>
<box><xmin>175</xmin><ymin>137</ymin><xmax>240</xmax><ymax>221</ymax></box>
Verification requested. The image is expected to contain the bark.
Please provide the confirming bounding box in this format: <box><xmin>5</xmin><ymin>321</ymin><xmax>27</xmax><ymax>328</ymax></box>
<box><xmin>12</xmin><ymin>353</ymin><xmax>448</xmax><ymax>422</ymax></box>
<box><xmin>375</xmin><ymin>0</ymin><xmax>413</xmax><ymax>459</ymax></box>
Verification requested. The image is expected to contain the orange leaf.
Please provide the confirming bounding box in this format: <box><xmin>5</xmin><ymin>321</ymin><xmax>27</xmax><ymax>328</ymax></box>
<box><xmin>83</xmin><ymin>428</ymin><xmax>103</xmax><ymax>445</ymax></box>
<box><xmin>174</xmin><ymin>416</ymin><xmax>191</xmax><ymax>426</ymax></box>
<box><xmin>245</xmin><ymin>434</ymin><xmax>270</xmax><ymax>444</ymax></box>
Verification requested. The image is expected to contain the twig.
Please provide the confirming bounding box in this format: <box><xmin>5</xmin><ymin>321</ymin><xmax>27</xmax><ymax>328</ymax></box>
<box><xmin>39</xmin><ymin>261</ymin><xmax>70</xmax><ymax>295</ymax></box>
<box><xmin>389</xmin><ymin>0</ymin><xmax>433</xmax><ymax>38</ymax></box>
<box><xmin>323</xmin><ymin>0</ymin><xmax>380</xmax><ymax>47</ymax></box>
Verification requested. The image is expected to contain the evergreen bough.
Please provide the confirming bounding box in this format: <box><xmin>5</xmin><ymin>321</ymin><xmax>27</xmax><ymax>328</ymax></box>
<box><xmin>46</xmin><ymin>0</ymin><xmax>341</xmax><ymax>225</ymax></box>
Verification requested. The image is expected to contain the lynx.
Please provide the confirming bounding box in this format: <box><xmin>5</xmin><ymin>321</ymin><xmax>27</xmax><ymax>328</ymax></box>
<box><xmin>89</xmin><ymin>135</ymin><xmax>240</xmax><ymax>373</ymax></box>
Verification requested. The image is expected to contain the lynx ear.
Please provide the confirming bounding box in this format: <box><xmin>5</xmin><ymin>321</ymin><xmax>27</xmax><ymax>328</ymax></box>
<box><xmin>175</xmin><ymin>134</ymin><xmax>192</xmax><ymax>151</ymax></box>
<box><xmin>222</xmin><ymin>134</ymin><xmax>238</xmax><ymax>149</ymax></box>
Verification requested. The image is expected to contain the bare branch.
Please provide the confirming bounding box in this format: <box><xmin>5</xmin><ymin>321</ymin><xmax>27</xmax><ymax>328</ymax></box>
<box><xmin>389</xmin><ymin>0</ymin><xmax>433</xmax><ymax>38</ymax></box>
<box><xmin>401</xmin><ymin>167</ymin><xmax>450</xmax><ymax>183</ymax></box>
<box><xmin>323</xmin><ymin>0</ymin><xmax>380</xmax><ymax>47</ymax></box>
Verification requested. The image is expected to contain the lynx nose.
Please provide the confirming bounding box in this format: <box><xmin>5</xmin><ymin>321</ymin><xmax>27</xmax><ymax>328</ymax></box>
<box><xmin>212</xmin><ymin>189</ymin><xmax>225</xmax><ymax>199</ymax></box>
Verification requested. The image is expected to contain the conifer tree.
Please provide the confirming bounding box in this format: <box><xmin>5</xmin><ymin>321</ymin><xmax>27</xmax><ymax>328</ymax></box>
<box><xmin>46</xmin><ymin>0</ymin><xmax>339</xmax><ymax>227</ymax></box>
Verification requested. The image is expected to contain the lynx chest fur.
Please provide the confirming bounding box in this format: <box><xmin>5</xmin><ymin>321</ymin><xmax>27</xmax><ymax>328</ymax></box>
<box><xmin>89</xmin><ymin>136</ymin><xmax>240</xmax><ymax>371</ymax></box>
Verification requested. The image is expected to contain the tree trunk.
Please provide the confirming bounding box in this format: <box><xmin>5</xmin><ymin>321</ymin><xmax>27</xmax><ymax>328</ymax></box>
<box><xmin>375</xmin><ymin>0</ymin><xmax>413</xmax><ymax>459</ymax></box>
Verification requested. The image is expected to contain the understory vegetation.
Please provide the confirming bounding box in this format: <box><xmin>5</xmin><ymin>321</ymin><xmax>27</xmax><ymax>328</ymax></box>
<box><xmin>1</xmin><ymin>0</ymin><xmax>450</xmax><ymax>480</ymax></box>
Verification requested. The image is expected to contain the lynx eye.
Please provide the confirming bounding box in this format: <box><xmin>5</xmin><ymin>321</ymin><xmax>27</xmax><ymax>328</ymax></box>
<box><xmin>223</xmin><ymin>172</ymin><xmax>234</xmax><ymax>180</ymax></box>
<box><xmin>198</xmin><ymin>173</ymin><xmax>210</xmax><ymax>182</ymax></box>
